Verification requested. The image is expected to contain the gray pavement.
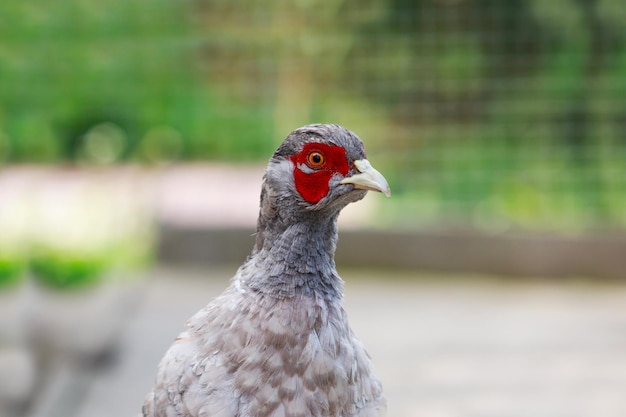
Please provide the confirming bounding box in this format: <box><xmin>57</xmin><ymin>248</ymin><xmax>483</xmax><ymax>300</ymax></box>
<box><xmin>35</xmin><ymin>266</ymin><xmax>626</xmax><ymax>417</ymax></box>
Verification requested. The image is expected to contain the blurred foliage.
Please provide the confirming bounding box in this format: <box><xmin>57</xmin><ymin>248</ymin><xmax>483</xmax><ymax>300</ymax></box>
<box><xmin>0</xmin><ymin>255</ymin><xmax>26</xmax><ymax>288</ymax></box>
<box><xmin>0</xmin><ymin>173</ymin><xmax>155</xmax><ymax>291</ymax></box>
<box><xmin>0</xmin><ymin>0</ymin><xmax>625</xmax><ymax>231</ymax></box>
<box><xmin>30</xmin><ymin>250</ymin><xmax>108</xmax><ymax>289</ymax></box>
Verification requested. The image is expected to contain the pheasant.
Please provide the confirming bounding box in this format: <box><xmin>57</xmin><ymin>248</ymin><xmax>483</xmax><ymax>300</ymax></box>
<box><xmin>143</xmin><ymin>124</ymin><xmax>390</xmax><ymax>417</ymax></box>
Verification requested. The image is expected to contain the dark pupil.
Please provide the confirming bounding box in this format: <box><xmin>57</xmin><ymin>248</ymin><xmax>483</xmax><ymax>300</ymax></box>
<box><xmin>311</xmin><ymin>154</ymin><xmax>322</xmax><ymax>164</ymax></box>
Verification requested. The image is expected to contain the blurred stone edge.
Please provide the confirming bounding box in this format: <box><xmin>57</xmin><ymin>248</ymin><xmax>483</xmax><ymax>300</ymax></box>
<box><xmin>158</xmin><ymin>226</ymin><xmax>626</xmax><ymax>280</ymax></box>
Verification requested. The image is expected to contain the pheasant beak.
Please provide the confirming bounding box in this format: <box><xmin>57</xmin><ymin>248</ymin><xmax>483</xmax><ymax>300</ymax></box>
<box><xmin>340</xmin><ymin>159</ymin><xmax>391</xmax><ymax>197</ymax></box>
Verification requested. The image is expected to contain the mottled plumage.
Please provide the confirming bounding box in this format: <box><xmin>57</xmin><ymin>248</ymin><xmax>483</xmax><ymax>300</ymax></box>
<box><xmin>143</xmin><ymin>124</ymin><xmax>389</xmax><ymax>417</ymax></box>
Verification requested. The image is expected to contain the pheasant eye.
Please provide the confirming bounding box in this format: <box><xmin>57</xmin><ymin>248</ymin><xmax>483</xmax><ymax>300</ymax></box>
<box><xmin>306</xmin><ymin>151</ymin><xmax>325</xmax><ymax>168</ymax></box>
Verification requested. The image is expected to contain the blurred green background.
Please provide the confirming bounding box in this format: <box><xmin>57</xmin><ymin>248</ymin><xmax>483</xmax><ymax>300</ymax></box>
<box><xmin>1</xmin><ymin>0</ymin><xmax>625</xmax><ymax>232</ymax></box>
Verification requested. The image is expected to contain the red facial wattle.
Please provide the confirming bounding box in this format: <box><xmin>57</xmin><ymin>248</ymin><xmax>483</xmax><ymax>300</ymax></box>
<box><xmin>291</xmin><ymin>143</ymin><xmax>350</xmax><ymax>204</ymax></box>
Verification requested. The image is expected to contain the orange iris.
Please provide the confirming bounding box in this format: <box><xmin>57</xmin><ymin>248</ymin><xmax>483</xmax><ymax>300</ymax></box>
<box><xmin>306</xmin><ymin>151</ymin><xmax>325</xmax><ymax>168</ymax></box>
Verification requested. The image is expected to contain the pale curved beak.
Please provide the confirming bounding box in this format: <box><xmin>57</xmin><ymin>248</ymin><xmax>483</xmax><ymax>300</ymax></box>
<box><xmin>340</xmin><ymin>159</ymin><xmax>391</xmax><ymax>197</ymax></box>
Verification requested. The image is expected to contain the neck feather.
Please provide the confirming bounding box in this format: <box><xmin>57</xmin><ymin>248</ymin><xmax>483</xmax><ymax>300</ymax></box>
<box><xmin>238</xmin><ymin>210</ymin><xmax>344</xmax><ymax>299</ymax></box>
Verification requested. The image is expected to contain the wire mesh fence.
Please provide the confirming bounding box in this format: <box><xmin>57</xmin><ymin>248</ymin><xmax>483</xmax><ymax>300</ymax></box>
<box><xmin>1</xmin><ymin>0</ymin><xmax>625</xmax><ymax>232</ymax></box>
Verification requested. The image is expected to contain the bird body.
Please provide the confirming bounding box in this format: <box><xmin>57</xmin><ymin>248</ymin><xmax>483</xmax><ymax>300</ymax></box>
<box><xmin>143</xmin><ymin>124</ymin><xmax>389</xmax><ymax>417</ymax></box>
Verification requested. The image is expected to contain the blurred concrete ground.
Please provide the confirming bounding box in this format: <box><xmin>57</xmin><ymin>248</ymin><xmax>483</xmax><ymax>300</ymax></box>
<box><xmin>32</xmin><ymin>266</ymin><xmax>626</xmax><ymax>417</ymax></box>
